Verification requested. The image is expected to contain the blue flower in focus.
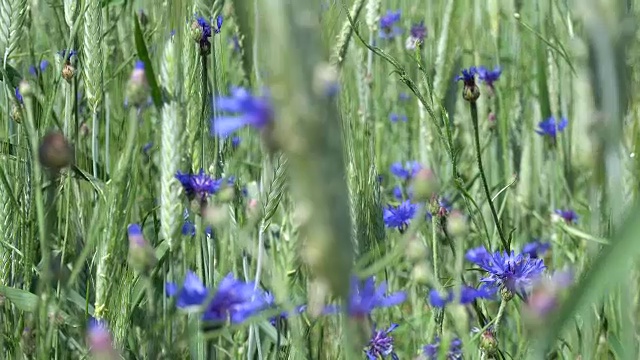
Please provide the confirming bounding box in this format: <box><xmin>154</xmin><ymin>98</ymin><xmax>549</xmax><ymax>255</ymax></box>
<box><xmin>455</xmin><ymin>67</ymin><xmax>478</xmax><ymax>85</ymax></box>
<box><xmin>428</xmin><ymin>286</ymin><xmax>494</xmax><ymax>308</ymax></box>
<box><xmin>166</xmin><ymin>271</ymin><xmax>209</xmax><ymax>308</ymax></box>
<box><xmin>196</xmin><ymin>16</ymin><xmax>212</xmax><ymax>39</ymax></box>
<box><xmin>477</xmin><ymin>66</ymin><xmax>502</xmax><ymax>89</ymax></box>
<box><xmin>466</xmin><ymin>246</ymin><xmax>546</xmax><ymax>294</ymax></box>
<box><xmin>365</xmin><ymin>324</ymin><xmax>399</xmax><ymax>360</ymax></box>
<box><xmin>347</xmin><ymin>276</ymin><xmax>407</xmax><ymax>317</ymax></box>
<box><xmin>212</xmin><ymin>87</ymin><xmax>273</xmax><ymax>137</ymax></box>
<box><xmin>390</xmin><ymin>161</ymin><xmax>421</xmax><ymax>181</ymax></box>
<box><xmin>203</xmin><ymin>273</ymin><xmax>266</xmax><ymax>323</ymax></box>
<box><xmin>555</xmin><ymin>209</ymin><xmax>578</xmax><ymax>224</ymax></box>
<box><xmin>379</xmin><ymin>10</ymin><xmax>402</xmax><ymax>39</ymax></box>
<box><xmin>175</xmin><ymin>169</ymin><xmax>222</xmax><ymax>201</ymax></box>
<box><xmin>383</xmin><ymin>200</ymin><xmax>418</xmax><ymax>231</ymax></box>
<box><xmin>535</xmin><ymin>116</ymin><xmax>568</xmax><ymax>139</ymax></box>
<box><xmin>423</xmin><ymin>337</ymin><xmax>463</xmax><ymax>360</ymax></box>
<box><xmin>389</xmin><ymin>113</ymin><xmax>407</xmax><ymax>123</ymax></box>
<box><xmin>14</xmin><ymin>87</ymin><xmax>23</xmax><ymax>104</ymax></box>
<box><xmin>29</xmin><ymin>60</ymin><xmax>50</xmax><ymax>75</ymax></box>
<box><xmin>522</xmin><ymin>240</ymin><xmax>550</xmax><ymax>259</ymax></box>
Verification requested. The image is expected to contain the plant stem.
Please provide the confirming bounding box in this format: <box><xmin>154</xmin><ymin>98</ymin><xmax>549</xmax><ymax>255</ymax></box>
<box><xmin>493</xmin><ymin>298</ymin><xmax>508</xmax><ymax>334</ymax></box>
<box><xmin>470</xmin><ymin>101</ymin><xmax>509</xmax><ymax>252</ymax></box>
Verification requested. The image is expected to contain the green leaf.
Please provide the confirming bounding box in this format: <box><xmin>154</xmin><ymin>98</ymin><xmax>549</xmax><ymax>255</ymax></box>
<box><xmin>0</xmin><ymin>63</ymin><xmax>24</xmax><ymax>88</ymax></box>
<box><xmin>133</xmin><ymin>12</ymin><xmax>163</xmax><ymax>110</ymax></box>
<box><xmin>0</xmin><ymin>286</ymin><xmax>38</xmax><ymax>312</ymax></box>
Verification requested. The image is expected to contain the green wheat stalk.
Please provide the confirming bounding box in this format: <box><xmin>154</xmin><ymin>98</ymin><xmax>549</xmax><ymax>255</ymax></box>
<box><xmin>0</xmin><ymin>0</ymin><xmax>27</xmax><ymax>64</ymax></box>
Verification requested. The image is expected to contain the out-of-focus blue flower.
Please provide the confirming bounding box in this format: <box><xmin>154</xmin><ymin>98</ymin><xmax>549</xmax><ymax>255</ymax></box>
<box><xmin>365</xmin><ymin>324</ymin><xmax>399</xmax><ymax>360</ymax></box>
<box><xmin>29</xmin><ymin>60</ymin><xmax>50</xmax><ymax>75</ymax></box>
<box><xmin>202</xmin><ymin>273</ymin><xmax>266</xmax><ymax>323</ymax></box>
<box><xmin>555</xmin><ymin>209</ymin><xmax>578</xmax><ymax>224</ymax></box>
<box><xmin>390</xmin><ymin>161</ymin><xmax>421</xmax><ymax>181</ymax></box>
<box><xmin>455</xmin><ymin>67</ymin><xmax>477</xmax><ymax>85</ymax></box>
<box><xmin>428</xmin><ymin>286</ymin><xmax>494</xmax><ymax>308</ymax></box>
<box><xmin>231</xmin><ymin>136</ymin><xmax>241</xmax><ymax>149</ymax></box>
<box><xmin>166</xmin><ymin>271</ymin><xmax>209</xmax><ymax>308</ymax></box>
<box><xmin>389</xmin><ymin>113</ymin><xmax>407</xmax><ymax>123</ymax></box>
<box><xmin>379</xmin><ymin>10</ymin><xmax>402</xmax><ymax>39</ymax></box>
<box><xmin>383</xmin><ymin>200</ymin><xmax>418</xmax><ymax>231</ymax></box>
<box><xmin>466</xmin><ymin>246</ymin><xmax>546</xmax><ymax>295</ymax></box>
<box><xmin>14</xmin><ymin>87</ymin><xmax>23</xmax><ymax>104</ymax></box>
<box><xmin>214</xmin><ymin>15</ymin><xmax>223</xmax><ymax>34</ymax></box>
<box><xmin>182</xmin><ymin>221</ymin><xmax>196</xmax><ymax>236</ymax></box>
<box><xmin>212</xmin><ymin>87</ymin><xmax>273</xmax><ymax>137</ymax></box>
<box><xmin>142</xmin><ymin>142</ymin><xmax>153</xmax><ymax>155</ymax></box>
<box><xmin>229</xmin><ymin>35</ymin><xmax>241</xmax><ymax>53</ymax></box>
<box><xmin>477</xmin><ymin>66</ymin><xmax>501</xmax><ymax>89</ymax></box>
<box><xmin>536</xmin><ymin>117</ymin><xmax>568</xmax><ymax>139</ymax></box>
<box><xmin>263</xmin><ymin>292</ymin><xmax>307</xmax><ymax>327</ymax></box>
<box><xmin>87</xmin><ymin>317</ymin><xmax>115</xmax><ymax>355</ymax></box>
<box><xmin>526</xmin><ymin>269</ymin><xmax>574</xmax><ymax>318</ymax></box>
<box><xmin>410</xmin><ymin>21</ymin><xmax>427</xmax><ymax>41</ymax></box>
<box><xmin>522</xmin><ymin>240</ymin><xmax>550</xmax><ymax>259</ymax></box>
<box><xmin>175</xmin><ymin>169</ymin><xmax>222</xmax><ymax>201</ymax></box>
<box><xmin>58</xmin><ymin>49</ymin><xmax>78</xmax><ymax>61</ymax></box>
<box><xmin>347</xmin><ymin>276</ymin><xmax>406</xmax><ymax>317</ymax></box>
<box><xmin>398</xmin><ymin>92</ymin><xmax>410</xmax><ymax>102</ymax></box>
<box><xmin>392</xmin><ymin>186</ymin><xmax>404</xmax><ymax>200</ymax></box>
<box><xmin>423</xmin><ymin>337</ymin><xmax>463</xmax><ymax>360</ymax></box>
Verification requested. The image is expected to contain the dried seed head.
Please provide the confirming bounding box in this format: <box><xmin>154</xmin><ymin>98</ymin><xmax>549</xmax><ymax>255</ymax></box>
<box><xmin>38</xmin><ymin>131</ymin><xmax>73</xmax><ymax>169</ymax></box>
<box><xmin>411</xmin><ymin>168</ymin><xmax>439</xmax><ymax>201</ymax></box>
<box><xmin>11</xmin><ymin>103</ymin><xmax>22</xmax><ymax>123</ymax></box>
<box><xmin>62</xmin><ymin>63</ymin><xmax>76</xmax><ymax>83</ymax></box>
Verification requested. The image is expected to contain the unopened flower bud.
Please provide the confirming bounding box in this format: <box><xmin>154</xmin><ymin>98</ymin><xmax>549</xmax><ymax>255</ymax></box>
<box><xmin>127</xmin><ymin>224</ymin><xmax>157</xmax><ymax>275</ymax></box>
<box><xmin>463</xmin><ymin>84</ymin><xmax>480</xmax><ymax>102</ymax></box>
<box><xmin>500</xmin><ymin>286</ymin><xmax>514</xmax><ymax>302</ymax></box>
<box><xmin>87</xmin><ymin>318</ymin><xmax>118</xmax><ymax>359</ymax></box>
<box><xmin>405</xmin><ymin>237</ymin><xmax>428</xmax><ymax>262</ymax></box>
<box><xmin>11</xmin><ymin>103</ymin><xmax>22</xmax><ymax>123</ymax></box>
<box><xmin>217</xmin><ymin>186</ymin><xmax>235</xmax><ymax>203</ymax></box>
<box><xmin>125</xmin><ymin>61</ymin><xmax>150</xmax><ymax>107</ymax></box>
<box><xmin>480</xmin><ymin>329</ymin><xmax>498</xmax><ymax>356</ymax></box>
<box><xmin>62</xmin><ymin>63</ymin><xmax>76</xmax><ymax>83</ymax></box>
<box><xmin>246</xmin><ymin>198</ymin><xmax>261</xmax><ymax>221</ymax></box>
<box><xmin>446</xmin><ymin>210</ymin><xmax>468</xmax><ymax>237</ymax></box>
<box><xmin>411</xmin><ymin>168</ymin><xmax>439</xmax><ymax>202</ymax></box>
<box><xmin>411</xmin><ymin>263</ymin><xmax>430</xmax><ymax>284</ymax></box>
<box><xmin>190</xmin><ymin>21</ymin><xmax>204</xmax><ymax>42</ymax></box>
<box><xmin>19</xmin><ymin>80</ymin><xmax>33</xmax><ymax>98</ymax></box>
<box><xmin>313</xmin><ymin>63</ymin><xmax>339</xmax><ymax>97</ymax></box>
<box><xmin>39</xmin><ymin>131</ymin><xmax>73</xmax><ymax>170</ymax></box>
<box><xmin>204</xmin><ymin>204</ymin><xmax>230</xmax><ymax>227</ymax></box>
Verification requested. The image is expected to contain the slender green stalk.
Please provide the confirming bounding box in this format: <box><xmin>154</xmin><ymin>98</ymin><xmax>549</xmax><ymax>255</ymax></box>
<box><xmin>493</xmin><ymin>298</ymin><xmax>508</xmax><ymax>334</ymax></box>
<box><xmin>470</xmin><ymin>102</ymin><xmax>509</xmax><ymax>252</ymax></box>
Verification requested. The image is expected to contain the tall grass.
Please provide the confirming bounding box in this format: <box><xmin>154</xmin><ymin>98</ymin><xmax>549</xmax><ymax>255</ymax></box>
<box><xmin>1</xmin><ymin>0</ymin><xmax>639</xmax><ymax>359</ymax></box>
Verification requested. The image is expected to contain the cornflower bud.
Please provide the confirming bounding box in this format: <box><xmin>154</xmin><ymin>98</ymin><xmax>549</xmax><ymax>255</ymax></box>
<box><xmin>125</xmin><ymin>61</ymin><xmax>150</xmax><ymax>107</ymax></box>
<box><xmin>127</xmin><ymin>224</ymin><xmax>157</xmax><ymax>275</ymax></box>
<box><xmin>38</xmin><ymin>131</ymin><xmax>73</xmax><ymax>170</ymax></box>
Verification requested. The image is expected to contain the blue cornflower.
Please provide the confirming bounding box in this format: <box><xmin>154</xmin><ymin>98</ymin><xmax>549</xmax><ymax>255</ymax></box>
<box><xmin>555</xmin><ymin>209</ymin><xmax>578</xmax><ymax>224</ymax></box>
<box><xmin>389</xmin><ymin>113</ymin><xmax>407</xmax><ymax>123</ymax></box>
<box><xmin>365</xmin><ymin>324</ymin><xmax>399</xmax><ymax>360</ymax></box>
<box><xmin>142</xmin><ymin>142</ymin><xmax>153</xmax><ymax>155</ymax></box>
<box><xmin>196</xmin><ymin>16</ymin><xmax>212</xmax><ymax>39</ymax></box>
<box><xmin>522</xmin><ymin>240</ymin><xmax>551</xmax><ymax>259</ymax></box>
<box><xmin>392</xmin><ymin>185</ymin><xmax>404</xmax><ymax>200</ymax></box>
<box><xmin>175</xmin><ymin>169</ymin><xmax>222</xmax><ymax>201</ymax></box>
<box><xmin>202</xmin><ymin>273</ymin><xmax>266</xmax><ymax>323</ymax></box>
<box><xmin>170</xmin><ymin>29</ymin><xmax>176</xmax><ymax>37</ymax></box>
<box><xmin>423</xmin><ymin>337</ymin><xmax>463</xmax><ymax>360</ymax></box>
<box><xmin>229</xmin><ymin>35</ymin><xmax>241</xmax><ymax>53</ymax></box>
<box><xmin>214</xmin><ymin>15</ymin><xmax>223</xmax><ymax>34</ymax></box>
<box><xmin>212</xmin><ymin>87</ymin><xmax>273</xmax><ymax>137</ymax></box>
<box><xmin>87</xmin><ymin>317</ymin><xmax>115</xmax><ymax>354</ymax></box>
<box><xmin>383</xmin><ymin>200</ymin><xmax>418</xmax><ymax>231</ymax></box>
<box><xmin>166</xmin><ymin>271</ymin><xmax>209</xmax><ymax>308</ymax></box>
<box><xmin>29</xmin><ymin>60</ymin><xmax>50</xmax><ymax>75</ymax></box>
<box><xmin>57</xmin><ymin>49</ymin><xmax>77</xmax><ymax>62</ymax></box>
<box><xmin>466</xmin><ymin>246</ymin><xmax>546</xmax><ymax>294</ymax></box>
<box><xmin>410</xmin><ymin>21</ymin><xmax>427</xmax><ymax>41</ymax></box>
<box><xmin>231</xmin><ymin>136</ymin><xmax>241</xmax><ymax>149</ymax></box>
<box><xmin>347</xmin><ymin>276</ymin><xmax>406</xmax><ymax>317</ymax></box>
<box><xmin>536</xmin><ymin>116</ymin><xmax>568</xmax><ymax>139</ymax></box>
<box><xmin>379</xmin><ymin>10</ymin><xmax>402</xmax><ymax>39</ymax></box>
<box><xmin>477</xmin><ymin>66</ymin><xmax>502</xmax><ymax>89</ymax></box>
<box><xmin>428</xmin><ymin>286</ymin><xmax>494</xmax><ymax>308</ymax></box>
<box><xmin>456</xmin><ymin>67</ymin><xmax>478</xmax><ymax>85</ymax></box>
<box><xmin>263</xmin><ymin>292</ymin><xmax>306</xmax><ymax>327</ymax></box>
<box><xmin>390</xmin><ymin>161</ymin><xmax>422</xmax><ymax>181</ymax></box>
<box><xmin>14</xmin><ymin>87</ymin><xmax>23</xmax><ymax>104</ymax></box>
<box><xmin>398</xmin><ymin>92</ymin><xmax>410</xmax><ymax>102</ymax></box>
<box><xmin>182</xmin><ymin>221</ymin><xmax>196</xmax><ymax>236</ymax></box>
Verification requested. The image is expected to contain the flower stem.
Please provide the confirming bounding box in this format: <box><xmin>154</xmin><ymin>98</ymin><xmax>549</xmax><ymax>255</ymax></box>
<box><xmin>431</xmin><ymin>212</ymin><xmax>444</xmax><ymax>335</ymax></box>
<box><xmin>493</xmin><ymin>298</ymin><xmax>508</xmax><ymax>334</ymax></box>
<box><xmin>470</xmin><ymin>101</ymin><xmax>509</xmax><ymax>252</ymax></box>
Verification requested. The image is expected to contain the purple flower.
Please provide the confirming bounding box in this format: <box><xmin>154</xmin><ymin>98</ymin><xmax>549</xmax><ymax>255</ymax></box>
<box><xmin>175</xmin><ymin>169</ymin><xmax>222</xmax><ymax>201</ymax></box>
<box><xmin>390</xmin><ymin>161</ymin><xmax>421</xmax><ymax>180</ymax></box>
<box><xmin>379</xmin><ymin>10</ymin><xmax>402</xmax><ymax>39</ymax></box>
<box><xmin>423</xmin><ymin>337</ymin><xmax>463</xmax><ymax>360</ymax></box>
<box><xmin>365</xmin><ymin>324</ymin><xmax>399</xmax><ymax>360</ymax></box>
<box><xmin>202</xmin><ymin>273</ymin><xmax>266</xmax><ymax>323</ymax></box>
<box><xmin>477</xmin><ymin>66</ymin><xmax>502</xmax><ymax>89</ymax></box>
<box><xmin>212</xmin><ymin>87</ymin><xmax>273</xmax><ymax>137</ymax></box>
<box><xmin>14</xmin><ymin>87</ymin><xmax>23</xmax><ymax>104</ymax></box>
<box><xmin>526</xmin><ymin>270</ymin><xmax>573</xmax><ymax>317</ymax></box>
<box><xmin>428</xmin><ymin>286</ymin><xmax>494</xmax><ymax>308</ymax></box>
<box><xmin>522</xmin><ymin>240</ymin><xmax>550</xmax><ymax>259</ymax></box>
<box><xmin>389</xmin><ymin>113</ymin><xmax>407</xmax><ymax>123</ymax></box>
<box><xmin>410</xmin><ymin>21</ymin><xmax>427</xmax><ymax>41</ymax></box>
<box><xmin>456</xmin><ymin>67</ymin><xmax>478</xmax><ymax>85</ymax></box>
<box><xmin>536</xmin><ymin>116</ymin><xmax>568</xmax><ymax>139</ymax></box>
<box><xmin>555</xmin><ymin>209</ymin><xmax>578</xmax><ymax>224</ymax></box>
<box><xmin>347</xmin><ymin>276</ymin><xmax>406</xmax><ymax>317</ymax></box>
<box><xmin>383</xmin><ymin>200</ymin><xmax>418</xmax><ymax>231</ymax></box>
<box><xmin>29</xmin><ymin>60</ymin><xmax>50</xmax><ymax>75</ymax></box>
<box><xmin>166</xmin><ymin>271</ymin><xmax>209</xmax><ymax>308</ymax></box>
<box><xmin>87</xmin><ymin>317</ymin><xmax>115</xmax><ymax>354</ymax></box>
<box><xmin>466</xmin><ymin>246</ymin><xmax>546</xmax><ymax>294</ymax></box>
